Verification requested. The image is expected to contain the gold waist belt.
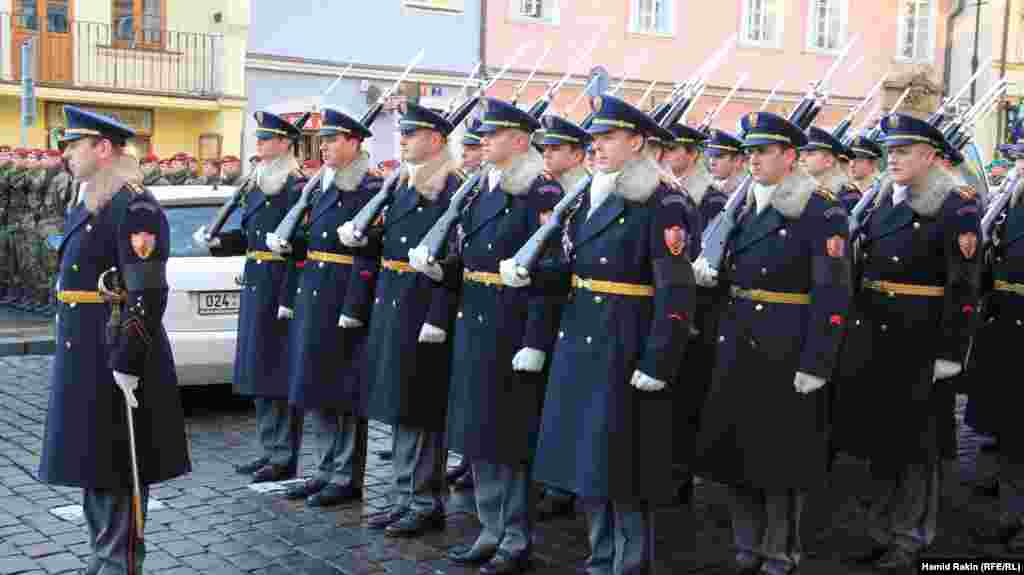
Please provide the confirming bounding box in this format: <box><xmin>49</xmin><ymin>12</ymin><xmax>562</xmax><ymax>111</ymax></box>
<box><xmin>862</xmin><ymin>279</ymin><xmax>945</xmax><ymax>297</ymax></box>
<box><xmin>246</xmin><ymin>250</ymin><xmax>285</xmax><ymax>262</ymax></box>
<box><xmin>463</xmin><ymin>269</ymin><xmax>503</xmax><ymax>287</ymax></box>
<box><xmin>382</xmin><ymin>259</ymin><xmax>416</xmax><ymax>274</ymax></box>
<box><xmin>57</xmin><ymin>290</ymin><xmax>105</xmax><ymax>304</ymax></box>
<box><xmin>730</xmin><ymin>286</ymin><xmax>810</xmax><ymax>305</ymax></box>
<box><xmin>572</xmin><ymin>274</ymin><xmax>654</xmax><ymax>297</ymax></box>
<box><xmin>994</xmin><ymin>279</ymin><xmax>1024</xmax><ymax>296</ymax></box>
<box><xmin>307</xmin><ymin>251</ymin><xmax>354</xmax><ymax>265</ymax></box>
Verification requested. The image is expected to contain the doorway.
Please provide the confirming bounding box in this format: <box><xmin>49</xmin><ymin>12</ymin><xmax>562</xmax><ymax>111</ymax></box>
<box><xmin>12</xmin><ymin>0</ymin><xmax>73</xmax><ymax>83</ymax></box>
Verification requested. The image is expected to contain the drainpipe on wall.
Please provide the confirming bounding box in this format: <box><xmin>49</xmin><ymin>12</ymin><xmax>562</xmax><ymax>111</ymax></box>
<box><xmin>998</xmin><ymin>0</ymin><xmax>1011</xmax><ymax>142</ymax></box>
<box><xmin>478</xmin><ymin>0</ymin><xmax>487</xmax><ymax>83</ymax></box>
<box><xmin>944</xmin><ymin>0</ymin><xmax>967</xmax><ymax>98</ymax></box>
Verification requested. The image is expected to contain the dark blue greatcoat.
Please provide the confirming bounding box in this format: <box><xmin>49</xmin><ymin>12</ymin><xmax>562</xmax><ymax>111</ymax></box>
<box><xmin>211</xmin><ymin>166</ymin><xmax>304</xmax><ymax>398</ymax></box>
<box><xmin>695</xmin><ymin>172</ymin><xmax>851</xmax><ymax>492</ymax></box>
<box><xmin>833</xmin><ymin>167</ymin><xmax>981</xmax><ymax>469</ymax></box>
<box><xmin>364</xmin><ymin>162</ymin><xmax>463</xmax><ymax>432</ymax></box>
<box><xmin>284</xmin><ymin>158</ymin><xmax>382</xmax><ymax>410</ymax></box>
<box><xmin>531</xmin><ymin>159</ymin><xmax>696</xmax><ymax>504</ymax></box>
<box><xmin>438</xmin><ymin>151</ymin><xmax>561</xmax><ymax>466</ymax></box>
<box><xmin>966</xmin><ymin>180</ymin><xmax>1024</xmax><ymax>458</ymax></box>
<box><xmin>40</xmin><ymin>177</ymin><xmax>190</xmax><ymax>489</ymax></box>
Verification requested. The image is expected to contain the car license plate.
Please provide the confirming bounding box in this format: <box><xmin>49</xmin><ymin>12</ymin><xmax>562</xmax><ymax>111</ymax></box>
<box><xmin>197</xmin><ymin>291</ymin><xmax>240</xmax><ymax>316</ymax></box>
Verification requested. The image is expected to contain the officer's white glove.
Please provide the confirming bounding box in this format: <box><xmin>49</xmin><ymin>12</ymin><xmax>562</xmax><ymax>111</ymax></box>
<box><xmin>500</xmin><ymin>258</ymin><xmax>530</xmax><ymax>287</ymax></box>
<box><xmin>512</xmin><ymin>347</ymin><xmax>546</xmax><ymax>372</ymax></box>
<box><xmin>338</xmin><ymin>314</ymin><xmax>364</xmax><ymax>328</ymax></box>
<box><xmin>337</xmin><ymin>221</ymin><xmax>368</xmax><ymax>248</ymax></box>
<box><xmin>193</xmin><ymin>226</ymin><xmax>220</xmax><ymax>249</ymax></box>
<box><xmin>113</xmin><ymin>371</ymin><xmax>139</xmax><ymax>409</ymax></box>
<box><xmin>277</xmin><ymin>306</ymin><xmax>294</xmax><ymax>320</ymax></box>
<box><xmin>933</xmin><ymin>359</ymin><xmax>962</xmax><ymax>382</ymax></box>
<box><xmin>630</xmin><ymin>370</ymin><xmax>666</xmax><ymax>392</ymax></box>
<box><xmin>793</xmin><ymin>371</ymin><xmax>826</xmax><ymax>394</ymax></box>
<box><xmin>418</xmin><ymin>323</ymin><xmax>447</xmax><ymax>343</ymax></box>
<box><xmin>265</xmin><ymin>232</ymin><xmax>291</xmax><ymax>255</ymax></box>
<box><xmin>692</xmin><ymin>257</ymin><xmax>718</xmax><ymax>288</ymax></box>
<box><xmin>408</xmin><ymin>245</ymin><xmax>443</xmax><ymax>282</ymax></box>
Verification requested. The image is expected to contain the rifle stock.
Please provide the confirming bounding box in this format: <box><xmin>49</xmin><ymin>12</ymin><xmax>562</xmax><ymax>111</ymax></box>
<box><xmin>420</xmin><ymin>172</ymin><xmax>483</xmax><ymax>264</ymax></box>
<box><xmin>272</xmin><ymin>170</ymin><xmax>325</xmax><ymax>242</ymax></box>
<box><xmin>511</xmin><ymin>173</ymin><xmax>593</xmax><ymax>273</ymax></box>
<box><xmin>349</xmin><ymin>167</ymin><xmax>403</xmax><ymax>240</ymax></box>
<box><xmin>203</xmin><ymin>177</ymin><xmax>250</xmax><ymax>241</ymax></box>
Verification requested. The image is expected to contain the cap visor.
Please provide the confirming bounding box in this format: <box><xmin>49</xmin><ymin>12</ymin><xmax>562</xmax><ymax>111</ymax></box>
<box><xmin>254</xmin><ymin>132</ymin><xmax>276</xmax><ymax>141</ymax></box>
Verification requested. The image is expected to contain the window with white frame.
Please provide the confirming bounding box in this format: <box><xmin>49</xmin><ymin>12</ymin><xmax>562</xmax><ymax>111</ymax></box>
<box><xmin>741</xmin><ymin>0</ymin><xmax>782</xmax><ymax>47</ymax></box>
<box><xmin>631</xmin><ymin>0</ymin><xmax>673</xmax><ymax>35</ymax></box>
<box><xmin>403</xmin><ymin>0</ymin><xmax>464</xmax><ymax>13</ymax></box>
<box><xmin>519</xmin><ymin>0</ymin><xmax>541</xmax><ymax>18</ymax></box>
<box><xmin>897</xmin><ymin>0</ymin><xmax>935</xmax><ymax>62</ymax></box>
<box><xmin>807</xmin><ymin>0</ymin><xmax>846</xmax><ymax>52</ymax></box>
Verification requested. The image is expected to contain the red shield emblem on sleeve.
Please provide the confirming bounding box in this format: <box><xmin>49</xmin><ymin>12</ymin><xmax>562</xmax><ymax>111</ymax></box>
<box><xmin>664</xmin><ymin>225</ymin><xmax>685</xmax><ymax>256</ymax></box>
<box><xmin>131</xmin><ymin>232</ymin><xmax>156</xmax><ymax>259</ymax></box>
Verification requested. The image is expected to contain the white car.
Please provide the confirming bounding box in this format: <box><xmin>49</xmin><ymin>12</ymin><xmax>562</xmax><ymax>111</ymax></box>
<box><xmin>151</xmin><ymin>185</ymin><xmax>245</xmax><ymax>386</ymax></box>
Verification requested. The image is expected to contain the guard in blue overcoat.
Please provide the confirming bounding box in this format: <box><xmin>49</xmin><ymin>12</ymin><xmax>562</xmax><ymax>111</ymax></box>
<box><xmin>265</xmin><ymin>107</ymin><xmax>382</xmax><ymax>507</ymax></box>
<box><xmin>195</xmin><ymin>111</ymin><xmax>306</xmax><ymax>483</ymax></box>
<box><xmin>408</xmin><ymin>97</ymin><xmax>560</xmax><ymax>575</ymax></box>
<box><xmin>848</xmin><ymin>134</ymin><xmax>883</xmax><ymax>202</ymax></box>
<box><xmin>801</xmin><ymin>126</ymin><xmax>861</xmax><ymax>214</ymax></box>
<box><xmin>967</xmin><ymin>143</ymin><xmax>1024</xmax><ymax>551</ymax></box>
<box><xmin>832</xmin><ymin>114</ymin><xmax>980</xmax><ymax>571</ymax></box>
<box><xmin>506</xmin><ymin>95</ymin><xmax>696</xmax><ymax>575</ymax></box>
<box><xmin>338</xmin><ymin>103</ymin><xmax>463</xmax><ymax>534</ymax></box>
<box><xmin>691</xmin><ymin>112</ymin><xmax>851</xmax><ymax>575</ymax></box>
<box><xmin>39</xmin><ymin>105</ymin><xmax>190</xmax><ymax>574</ymax></box>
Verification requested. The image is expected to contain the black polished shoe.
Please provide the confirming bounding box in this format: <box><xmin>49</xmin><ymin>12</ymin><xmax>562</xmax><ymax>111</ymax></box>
<box><xmin>675</xmin><ymin>479</ymin><xmax>694</xmax><ymax>506</ymax></box>
<box><xmin>970</xmin><ymin>520</ymin><xmax>1022</xmax><ymax>545</ymax></box>
<box><xmin>479</xmin><ymin>550</ymin><xmax>530</xmax><ymax>575</ymax></box>
<box><xmin>448</xmin><ymin>543</ymin><xmax>497</xmax><ymax>565</ymax></box>
<box><xmin>306</xmin><ymin>483</ymin><xmax>362</xmax><ymax>507</ymax></box>
<box><xmin>447</xmin><ymin>460</ymin><xmax>471</xmax><ymax>483</ymax></box>
<box><xmin>235</xmin><ymin>457</ymin><xmax>269</xmax><ymax>475</ymax></box>
<box><xmin>536</xmin><ymin>492</ymin><xmax>575</xmax><ymax>521</ymax></box>
<box><xmin>251</xmin><ymin>463</ymin><xmax>297</xmax><ymax>483</ymax></box>
<box><xmin>385</xmin><ymin>508</ymin><xmax>445</xmax><ymax>537</ymax></box>
<box><xmin>284</xmin><ymin>478</ymin><xmax>327</xmax><ymax>500</ymax></box>
<box><xmin>873</xmin><ymin>547</ymin><xmax>916</xmax><ymax>571</ymax></box>
<box><xmin>368</xmin><ymin>506</ymin><xmax>409</xmax><ymax>530</ymax></box>
<box><xmin>840</xmin><ymin>546</ymin><xmax>889</xmax><ymax>566</ymax></box>
<box><xmin>972</xmin><ymin>477</ymin><xmax>1000</xmax><ymax>498</ymax></box>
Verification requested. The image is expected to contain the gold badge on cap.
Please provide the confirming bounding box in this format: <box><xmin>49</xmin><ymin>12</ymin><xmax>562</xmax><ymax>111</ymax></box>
<box><xmin>481</xmin><ymin>99</ymin><xmax>490</xmax><ymax>114</ymax></box>
<box><xmin>890</xmin><ymin>115</ymin><xmax>900</xmax><ymax>130</ymax></box>
<box><xmin>747</xmin><ymin>112</ymin><xmax>759</xmax><ymax>128</ymax></box>
<box><xmin>591</xmin><ymin>96</ymin><xmax>603</xmax><ymax>114</ymax></box>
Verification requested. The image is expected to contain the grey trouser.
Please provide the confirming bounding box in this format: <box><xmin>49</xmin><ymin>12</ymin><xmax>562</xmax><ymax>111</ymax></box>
<box><xmin>390</xmin><ymin>424</ymin><xmax>445</xmax><ymax>513</ymax></box>
<box><xmin>866</xmin><ymin>459</ymin><xmax>940</xmax><ymax>554</ymax></box>
<box><xmin>254</xmin><ymin>397</ymin><xmax>303</xmax><ymax>467</ymax></box>
<box><xmin>473</xmin><ymin>461</ymin><xmax>532</xmax><ymax>555</ymax></box>
<box><xmin>584</xmin><ymin>500</ymin><xmax>655</xmax><ymax>575</ymax></box>
<box><xmin>728</xmin><ymin>486</ymin><xmax>805</xmax><ymax>575</ymax></box>
<box><xmin>82</xmin><ymin>486</ymin><xmax>150</xmax><ymax>575</ymax></box>
<box><xmin>311</xmin><ymin>407</ymin><xmax>367</xmax><ymax>487</ymax></box>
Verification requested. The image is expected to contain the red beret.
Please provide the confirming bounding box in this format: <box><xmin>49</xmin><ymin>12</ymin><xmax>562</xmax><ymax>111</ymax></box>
<box><xmin>143</xmin><ymin>153</ymin><xmax>159</xmax><ymax>162</ymax></box>
<box><xmin>221</xmin><ymin>155</ymin><xmax>240</xmax><ymax>163</ymax></box>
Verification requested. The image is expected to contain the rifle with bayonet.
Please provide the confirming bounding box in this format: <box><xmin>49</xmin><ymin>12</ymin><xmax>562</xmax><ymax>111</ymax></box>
<box><xmin>273</xmin><ymin>50</ymin><xmax>425</xmax><ymax>245</ymax></box>
<box><xmin>696</xmin><ymin>73</ymin><xmax>747</xmax><ymax>136</ymax></box>
<box><xmin>530</xmin><ymin>36</ymin><xmax>600</xmax><ymax>119</ymax></box>
<box><xmin>699</xmin><ymin>35</ymin><xmax>857</xmax><ymax>271</ymax></box>
<box><xmin>511</xmin><ymin>44</ymin><xmax>552</xmax><ymax>108</ymax></box>
<box><xmin>506</xmin><ymin>52</ymin><xmax>729</xmax><ymax>277</ymax></box>
<box><xmin>833</xmin><ymin>71</ymin><xmax>888</xmax><ymax>145</ymax></box>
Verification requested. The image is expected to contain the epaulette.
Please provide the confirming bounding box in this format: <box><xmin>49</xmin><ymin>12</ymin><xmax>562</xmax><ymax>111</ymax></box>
<box><xmin>453</xmin><ymin>168</ymin><xmax>467</xmax><ymax>181</ymax></box>
<box><xmin>814</xmin><ymin>187</ymin><xmax>836</xmax><ymax>202</ymax></box>
<box><xmin>127</xmin><ymin>181</ymin><xmax>146</xmax><ymax>195</ymax></box>
<box><xmin>956</xmin><ymin>185</ymin><xmax>977</xmax><ymax>201</ymax></box>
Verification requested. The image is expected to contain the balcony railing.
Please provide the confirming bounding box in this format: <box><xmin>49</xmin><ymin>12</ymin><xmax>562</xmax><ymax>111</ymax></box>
<box><xmin>0</xmin><ymin>12</ymin><xmax>223</xmax><ymax>98</ymax></box>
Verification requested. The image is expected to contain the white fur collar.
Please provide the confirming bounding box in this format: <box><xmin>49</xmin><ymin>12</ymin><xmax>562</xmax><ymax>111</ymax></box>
<box><xmin>400</xmin><ymin>149</ymin><xmax>455</xmax><ymax>202</ymax></box>
<box><xmin>258</xmin><ymin>154</ymin><xmax>301</xmax><ymax>196</ymax></box>
<box><xmin>768</xmin><ymin>170</ymin><xmax>818</xmax><ymax>219</ymax></box>
<box><xmin>557</xmin><ymin>164</ymin><xmax>590</xmax><ymax>193</ymax></box>
<box><xmin>84</xmin><ymin>154</ymin><xmax>142</xmax><ymax>213</ymax></box>
<box><xmin>332</xmin><ymin>152</ymin><xmax>371</xmax><ymax>192</ymax></box>
<box><xmin>682</xmin><ymin>163</ymin><xmax>712</xmax><ymax>205</ymax></box>
<box><xmin>613</xmin><ymin>157</ymin><xmax>661</xmax><ymax>203</ymax></box>
<box><xmin>484</xmin><ymin>148</ymin><xmax>544</xmax><ymax>196</ymax></box>
<box><xmin>879</xmin><ymin>166</ymin><xmax>954</xmax><ymax>217</ymax></box>
<box><xmin>817</xmin><ymin>166</ymin><xmax>852</xmax><ymax>196</ymax></box>
<box><xmin>1009</xmin><ymin>177</ymin><xmax>1024</xmax><ymax>208</ymax></box>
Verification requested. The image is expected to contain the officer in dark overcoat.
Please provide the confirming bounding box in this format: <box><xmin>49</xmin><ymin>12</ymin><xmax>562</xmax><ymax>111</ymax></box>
<box><xmin>832</xmin><ymin>113</ymin><xmax>980</xmax><ymax>571</ymax></box>
<box><xmin>408</xmin><ymin>97</ymin><xmax>560</xmax><ymax>575</ymax></box>
<box><xmin>194</xmin><ymin>111</ymin><xmax>306</xmax><ymax>483</ymax></box>
<box><xmin>264</xmin><ymin>108</ymin><xmax>382</xmax><ymax>507</ymax></box>
<box><xmin>691</xmin><ymin>112</ymin><xmax>851</xmax><ymax>575</ymax></box>
<box><xmin>968</xmin><ymin>142</ymin><xmax>1024</xmax><ymax>550</ymax></box>
<box><xmin>39</xmin><ymin>105</ymin><xmax>191</xmax><ymax>574</ymax></box>
<box><xmin>338</xmin><ymin>103</ymin><xmax>463</xmax><ymax>534</ymax></box>
<box><xmin>848</xmin><ymin>134</ymin><xmax>883</xmax><ymax>197</ymax></box>
<box><xmin>505</xmin><ymin>95</ymin><xmax>696</xmax><ymax>575</ymax></box>
<box><xmin>801</xmin><ymin>126</ymin><xmax>861</xmax><ymax>213</ymax></box>
<box><xmin>524</xmin><ymin>114</ymin><xmax>590</xmax><ymax>522</ymax></box>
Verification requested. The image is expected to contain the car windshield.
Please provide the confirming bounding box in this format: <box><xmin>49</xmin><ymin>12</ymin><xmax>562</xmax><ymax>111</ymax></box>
<box><xmin>165</xmin><ymin>204</ymin><xmax>242</xmax><ymax>258</ymax></box>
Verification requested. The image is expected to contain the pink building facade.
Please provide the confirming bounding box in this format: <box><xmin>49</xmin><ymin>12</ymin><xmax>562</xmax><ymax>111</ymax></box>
<box><xmin>484</xmin><ymin>0</ymin><xmax>952</xmax><ymax>132</ymax></box>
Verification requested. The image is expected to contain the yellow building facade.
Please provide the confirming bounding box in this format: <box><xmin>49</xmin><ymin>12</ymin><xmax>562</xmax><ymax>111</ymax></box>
<box><xmin>0</xmin><ymin>0</ymin><xmax>248</xmax><ymax>159</ymax></box>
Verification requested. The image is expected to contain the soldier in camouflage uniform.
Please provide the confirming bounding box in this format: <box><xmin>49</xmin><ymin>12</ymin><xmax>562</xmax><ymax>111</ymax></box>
<box><xmin>0</xmin><ymin>146</ymin><xmax>13</xmax><ymax>296</ymax></box>
<box><xmin>19</xmin><ymin>150</ymin><xmax>71</xmax><ymax>305</ymax></box>
<box><xmin>141</xmin><ymin>154</ymin><xmax>162</xmax><ymax>186</ymax></box>
<box><xmin>3</xmin><ymin>149</ymin><xmax>33</xmax><ymax>299</ymax></box>
<box><xmin>156</xmin><ymin>154</ymin><xmax>189</xmax><ymax>185</ymax></box>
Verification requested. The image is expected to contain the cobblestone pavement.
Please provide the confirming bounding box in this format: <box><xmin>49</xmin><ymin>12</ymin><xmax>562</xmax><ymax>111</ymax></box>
<box><xmin>0</xmin><ymin>355</ymin><xmax>1016</xmax><ymax>574</ymax></box>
